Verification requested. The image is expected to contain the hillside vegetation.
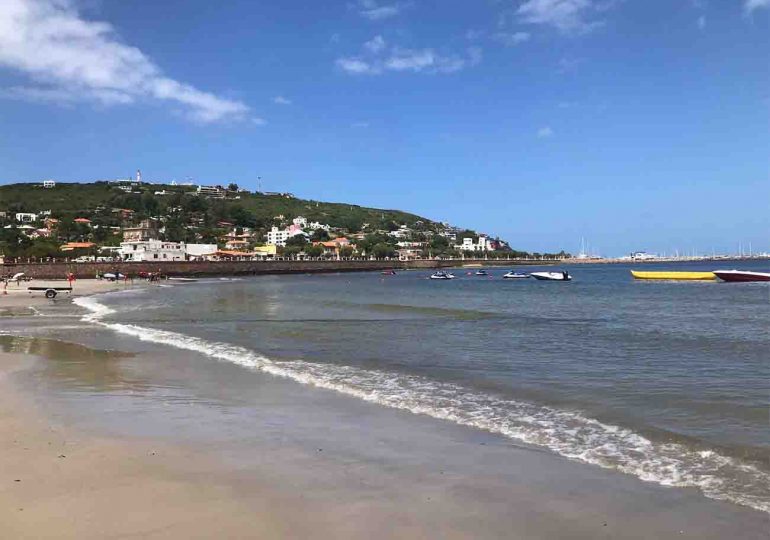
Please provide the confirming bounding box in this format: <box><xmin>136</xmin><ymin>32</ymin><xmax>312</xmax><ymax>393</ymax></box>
<box><xmin>0</xmin><ymin>182</ymin><xmax>432</xmax><ymax>232</ymax></box>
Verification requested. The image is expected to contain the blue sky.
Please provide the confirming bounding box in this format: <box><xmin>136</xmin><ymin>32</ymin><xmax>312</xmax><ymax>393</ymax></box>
<box><xmin>0</xmin><ymin>0</ymin><xmax>768</xmax><ymax>255</ymax></box>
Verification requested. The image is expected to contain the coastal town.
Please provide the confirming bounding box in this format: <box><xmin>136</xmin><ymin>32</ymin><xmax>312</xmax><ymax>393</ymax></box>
<box><xmin>0</xmin><ymin>175</ymin><xmax>568</xmax><ymax>264</ymax></box>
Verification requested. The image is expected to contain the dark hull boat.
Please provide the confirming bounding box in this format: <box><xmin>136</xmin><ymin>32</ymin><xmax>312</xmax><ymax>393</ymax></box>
<box><xmin>713</xmin><ymin>270</ymin><xmax>770</xmax><ymax>282</ymax></box>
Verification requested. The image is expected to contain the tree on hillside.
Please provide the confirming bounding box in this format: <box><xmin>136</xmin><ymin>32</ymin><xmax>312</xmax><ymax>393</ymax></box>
<box><xmin>306</xmin><ymin>245</ymin><xmax>324</xmax><ymax>257</ymax></box>
<box><xmin>372</xmin><ymin>243</ymin><xmax>395</xmax><ymax>258</ymax></box>
<box><xmin>228</xmin><ymin>183</ymin><xmax>239</xmax><ymax>192</ymax></box>
<box><xmin>310</xmin><ymin>229</ymin><xmax>330</xmax><ymax>242</ymax></box>
<box><xmin>284</xmin><ymin>235</ymin><xmax>309</xmax><ymax>248</ymax></box>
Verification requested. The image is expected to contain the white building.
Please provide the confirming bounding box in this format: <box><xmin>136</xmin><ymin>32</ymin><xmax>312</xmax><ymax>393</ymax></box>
<box><xmin>119</xmin><ymin>240</ymin><xmax>185</xmax><ymax>261</ymax></box>
<box><xmin>42</xmin><ymin>180</ymin><xmax>56</xmax><ymax>189</ymax></box>
<box><xmin>292</xmin><ymin>216</ymin><xmax>307</xmax><ymax>228</ymax></box>
<box><xmin>15</xmin><ymin>213</ymin><xmax>37</xmax><ymax>223</ymax></box>
<box><xmin>265</xmin><ymin>226</ymin><xmax>308</xmax><ymax>247</ymax></box>
<box><xmin>196</xmin><ymin>185</ymin><xmax>225</xmax><ymax>199</ymax></box>
<box><xmin>389</xmin><ymin>225</ymin><xmax>412</xmax><ymax>239</ymax></box>
<box><xmin>458</xmin><ymin>235</ymin><xmax>493</xmax><ymax>252</ymax></box>
<box><xmin>306</xmin><ymin>221</ymin><xmax>330</xmax><ymax>231</ymax></box>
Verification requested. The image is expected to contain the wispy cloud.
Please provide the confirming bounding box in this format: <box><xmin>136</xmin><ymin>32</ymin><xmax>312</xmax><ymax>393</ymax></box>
<box><xmin>493</xmin><ymin>31</ymin><xmax>531</xmax><ymax>46</ymax></box>
<box><xmin>0</xmin><ymin>0</ymin><xmax>251</xmax><ymax>123</ymax></box>
<box><xmin>353</xmin><ymin>0</ymin><xmax>408</xmax><ymax>21</ymax></box>
<box><xmin>336</xmin><ymin>37</ymin><xmax>479</xmax><ymax>75</ymax></box>
<box><xmin>517</xmin><ymin>0</ymin><xmax>606</xmax><ymax>34</ymax></box>
<box><xmin>273</xmin><ymin>95</ymin><xmax>292</xmax><ymax>105</ymax></box>
<box><xmin>697</xmin><ymin>15</ymin><xmax>706</xmax><ymax>30</ymax></box>
<box><xmin>351</xmin><ymin>121</ymin><xmax>370</xmax><ymax>128</ymax></box>
<box><xmin>744</xmin><ymin>0</ymin><xmax>770</xmax><ymax>13</ymax></box>
<box><xmin>537</xmin><ymin>126</ymin><xmax>554</xmax><ymax>138</ymax></box>
<box><xmin>364</xmin><ymin>35</ymin><xmax>387</xmax><ymax>53</ymax></box>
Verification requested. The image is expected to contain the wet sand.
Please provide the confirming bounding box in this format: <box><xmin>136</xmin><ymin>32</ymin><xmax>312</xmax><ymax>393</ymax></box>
<box><xmin>0</xmin><ymin>278</ymin><xmax>142</xmax><ymax>309</ymax></box>
<box><xmin>1</xmin><ymin>297</ymin><xmax>768</xmax><ymax>538</ymax></box>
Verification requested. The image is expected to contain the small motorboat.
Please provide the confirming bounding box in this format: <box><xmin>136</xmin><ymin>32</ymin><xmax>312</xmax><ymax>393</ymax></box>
<box><xmin>430</xmin><ymin>271</ymin><xmax>455</xmax><ymax>280</ymax></box>
<box><xmin>502</xmin><ymin>271</ymin><xmax>529</xmax><ymax>279</ymax></box>
<box><xmin>713</xmin><ymin>270</ymin><xmax>770</xmax><ymax>282</ymax></box>
<box><xmin>475</xmin><ymin>270</ymin><xmax>488</xmax><ymax>276</ymax></box>
<box><xmin>381</xmin><ymin>270</ymin><xmax>397</xmax><ymax>275</ymax></box>
<box><xmin>531</xmin><ymin>271</ymin><xmax>572</xmax><ymax>281</ymax></box>
<box><xmin>631</xmin><ymin>271</ymin><xmax>715</xmax><ymax>281</ymax></box>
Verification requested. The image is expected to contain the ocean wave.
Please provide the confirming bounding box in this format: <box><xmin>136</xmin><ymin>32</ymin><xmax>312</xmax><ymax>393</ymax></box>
<box><xmin>73</xmin><ymin>295</ymin><xmax>770</xmax><ymax>514</ymax></box>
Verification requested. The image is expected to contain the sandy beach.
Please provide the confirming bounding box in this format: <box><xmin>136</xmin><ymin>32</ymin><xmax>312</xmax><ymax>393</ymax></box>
<box><xmin>1</xmin><ymin>278</ymin><xmax>768</xmax><ymax>539</ymax></box>
<box><xmin>0</xmin><ymin>278</ymin><xmax>142</xmax><ymax>309</ymax></box>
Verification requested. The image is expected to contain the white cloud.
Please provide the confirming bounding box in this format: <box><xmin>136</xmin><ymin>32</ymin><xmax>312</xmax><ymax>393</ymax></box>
<box><xmin>273</xmin><ymin>95</ymin><xmax>292</xmax><ymax>105</ymax></box>
<box><xmin>745</xmin><ymin>0</ymin><xmax>770</xmax><ymax>13</ymax></box>
<box><xmin>537</xmin><ymin>126</ymin><xmax>554</xmax><ymax>138</ymax></box>
<box><xmin>697</xmin><ymin>15</ymin><xmax>706</xmax><ymax>29</ymax></box>
<box><xmin>494</xmin><ymin>31</ymin><xmax>531</xmax><ymax>46</ymax></box>
<box><xmin>336</xmin><ymin>47</ymin><xmax>472</xmax><ymax>75</ymax></box>
<box><xmin>351</xmin><ymin>121</ymin><xmax>370</xmax><ymax>128</ymax></box>
<box><xmin>251</xmin><ymin>117</ymin><xmax>267</xmax><ymax>126</ymax></box>
<box><xmin>385</xmin><ymin>49</ymin><xmax>437</xmax><ymax>72</ymax></box>
<box><xmin>517</xmin><ymin>0</ymin><xmax>604</xmax><ymax>34</ymax></box>
<box><xmin>336</xmin><ymin>57</ymin><xmax>379</xmax><ymax>74</ymax></box>
<box><xmin>354</xmin><ymin>0</ymin><xmax>407</xmax><ymax>21</ymax></box>
<box><xmin>0</xmin><ymin>0</ymin><xmax>250</xmax><ymax>123</ymax></box>
<box><xmin>364</xmin><ymin>35</ymin><xmax>387</xmax><ymax>53</ymax></box>
<box><xmin>336</xmin><ymin>38</ymin><xmax>477</xmax><ymax>75</ymax></box>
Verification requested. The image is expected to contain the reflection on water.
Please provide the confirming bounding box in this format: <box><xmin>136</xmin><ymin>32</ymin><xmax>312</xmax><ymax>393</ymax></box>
<box><xmin>0</xmin><ymin>334</ymin><xmax>144</xmax><ymax>393</ymax></box>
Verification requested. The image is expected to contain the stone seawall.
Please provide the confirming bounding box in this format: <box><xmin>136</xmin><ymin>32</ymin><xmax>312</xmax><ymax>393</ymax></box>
<box><xmin>1</xmin><ymin>258</ymin><xmax>548</xmax><ymax>279</ymax></box>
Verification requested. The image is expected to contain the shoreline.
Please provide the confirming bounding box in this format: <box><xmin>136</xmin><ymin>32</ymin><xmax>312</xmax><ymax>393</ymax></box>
<box><xmin>1</xmin><ymin>278</ymin><xmax>146</xmax><ymax>311</ymax></box>
<box><xmin>1</xmin><ymin>283</ymin><xmax>768</xmax><ymax>538</ymax></box>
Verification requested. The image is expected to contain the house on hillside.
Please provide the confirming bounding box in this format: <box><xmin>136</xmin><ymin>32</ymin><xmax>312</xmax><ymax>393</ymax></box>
<box><xmin>457</xmin><ymin>235</ymin><xmax>493</xmax><ymax>252</ymax></box>
<box><xmin>112</xmin><ymin>208</ymin><xmax>135</xmax><ymax>221</ymax></box>
<box><xmin>15</xmin><ymin>213</ymin><xmax>37</xmax><ymax>223</ymax></box>
<box><xmin>313</xmin><ymin>237</ymin><xmax>353</xmax><ymax>258</ymax></box>
<box><xmin>224</xmin><ymin>239</ymin><xmax>250</xmax><ymax>251</ymax></box>
<box><xmin>196</xmin><ymin>185</ymin><xmax>225</xmax><ymax>199</ymax></box>
<box><xmin>122</xmin><ymin>219</ymin><xmax>158</xmax><ymax>242</ymax></box>
<box><xmin>265</xmin><ymin>225</ymin><xmax>309</xmax><ymax>247</ymax></box>
<box><xmin>42</xmin><ymin>180</ymin><xmax>56</xmax><ymax>188</ymax></box>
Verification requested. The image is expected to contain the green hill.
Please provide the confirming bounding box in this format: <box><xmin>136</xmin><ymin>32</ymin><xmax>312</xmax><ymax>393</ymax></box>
<box><xmin>0</xmin><ymin>181</ymin><xmax>433</xmax><ymax>232</ymax></box>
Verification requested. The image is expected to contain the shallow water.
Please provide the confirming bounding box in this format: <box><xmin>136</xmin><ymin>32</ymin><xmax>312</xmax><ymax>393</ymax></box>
<box><xmin>57</xmin><ymin>260</ymin><xmax>770</xmax><ymax>513</ymax></box>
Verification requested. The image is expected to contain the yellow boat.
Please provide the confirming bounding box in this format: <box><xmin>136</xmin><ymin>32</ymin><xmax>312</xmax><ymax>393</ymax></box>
<box><xmin>631</xmin><ymin>270</ymin><xmax>716</xmax><ymax>281</ymax></box>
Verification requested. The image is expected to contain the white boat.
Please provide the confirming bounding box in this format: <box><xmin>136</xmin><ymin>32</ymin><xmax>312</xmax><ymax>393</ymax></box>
<box><xmin>430</xmin><ymin>271</ymin><xmax>455</xmax><ymax>280</ymax></box>
<box><xmin>531</xmin><ymin>271</ymin><xmax>572</xmax><ymax>281</ymax></box>
<box><xmin>167</xmin><ymin>277</ymin><xmax>198</xmax><ymax>282</ymax></box>
<box><xmin>502</xmin><ymin>271</ymin><xmax>529</xmax><ymax>279</ymax></box>
<box><xmin>475</xmin><ymin>270</ymin><xmax>488</xmax><ymax>276</ymax></box>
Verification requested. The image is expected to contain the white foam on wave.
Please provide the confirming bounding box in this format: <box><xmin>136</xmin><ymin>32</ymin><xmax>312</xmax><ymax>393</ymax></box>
<box><xmin>73</xmin><ymin>295</ymin><xmax>770</xmax><ymax>513</ymax></box>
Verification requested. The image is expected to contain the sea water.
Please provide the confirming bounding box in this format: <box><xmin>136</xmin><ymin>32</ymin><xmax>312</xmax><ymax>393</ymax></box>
<box><xmin>70</xmin><ymin>261</ymin><xmax>770</xmax><ymax>513</ymax></box>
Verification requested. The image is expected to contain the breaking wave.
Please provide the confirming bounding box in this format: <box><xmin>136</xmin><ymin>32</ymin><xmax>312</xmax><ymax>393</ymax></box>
<box><xmin>74</xmin><ymin>295</ymin><xmax>770</xmax><ymax>513</ymax></box>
